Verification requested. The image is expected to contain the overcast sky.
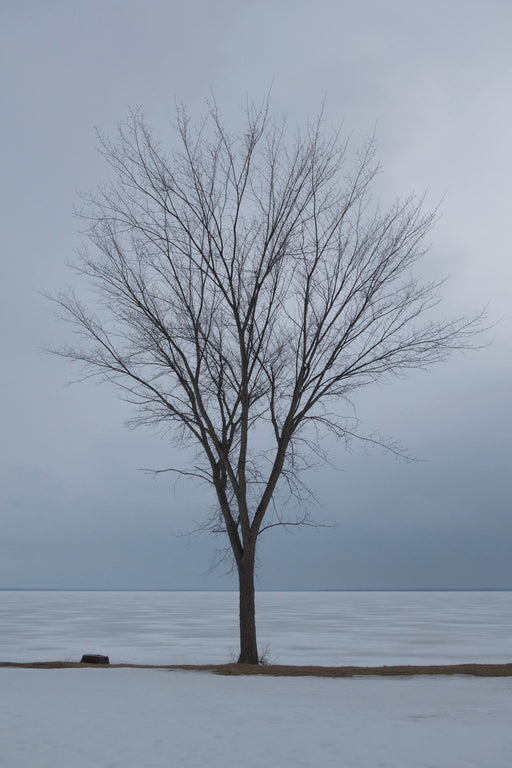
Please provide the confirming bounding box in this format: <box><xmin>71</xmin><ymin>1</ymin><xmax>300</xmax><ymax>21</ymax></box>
<box><xmin>1</xmin><ymin>0</ymin><xmax>511</xmax><ymax>590</ymax></box>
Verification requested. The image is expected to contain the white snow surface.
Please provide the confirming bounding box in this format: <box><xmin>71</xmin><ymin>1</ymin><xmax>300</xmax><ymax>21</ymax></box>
<box><xmin>3</xmin><ymin>592</ymin><xmax>512</xmax><ymax>767</ymax></box>
<box><xmin>2</xmin><ymin>590</ymin><xmax>512</xmax><ymax>666</ymax></box>
<box><xmin>2</xmin><ymin>668</ymin><xmax>511</xmax><ymax>768</ymax></box>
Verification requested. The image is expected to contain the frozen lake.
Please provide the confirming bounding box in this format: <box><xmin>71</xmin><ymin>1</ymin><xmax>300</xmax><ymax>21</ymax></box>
<box><xmin>1</xmin><ymin>590</ymin><xmax>511</xmax><ymax>665</ymax></box>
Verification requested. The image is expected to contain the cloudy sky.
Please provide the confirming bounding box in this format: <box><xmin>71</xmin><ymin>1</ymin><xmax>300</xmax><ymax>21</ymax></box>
<box><xmin>1</xmin><ymin>0</ymin><xmax>510</xmax><ymax>590</ymax></box>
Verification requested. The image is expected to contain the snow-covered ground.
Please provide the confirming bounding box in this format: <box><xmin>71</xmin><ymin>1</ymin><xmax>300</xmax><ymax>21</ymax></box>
<box><xmin>2</xmin><ymin>590</ymin><xmax>512</xmax><ymax>665</ymax></box>
<box><xmin>2</xmin><ymin>592</ymin><xmax>512</xmax><ymax>767</ymax></box>
<box><xmin>2</xmin><ymin>668</ymin><xmax>511</xmax><ymax>768</ymax></box>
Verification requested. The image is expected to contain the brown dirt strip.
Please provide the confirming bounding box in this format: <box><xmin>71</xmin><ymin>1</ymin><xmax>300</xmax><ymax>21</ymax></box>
<box><xmin>1</xmin><ymin>661</ymin><xmax>512</xmax><ymax>677</ymax></box>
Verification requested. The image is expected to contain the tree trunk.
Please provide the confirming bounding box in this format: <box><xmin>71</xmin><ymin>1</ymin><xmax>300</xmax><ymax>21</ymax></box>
<box><xmin>237</xmin><ymin>551</ymin><xmax>258</xmax><ymax>664</ymax></box>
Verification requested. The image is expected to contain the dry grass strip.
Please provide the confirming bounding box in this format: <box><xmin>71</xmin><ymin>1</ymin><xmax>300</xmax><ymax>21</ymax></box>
<box><xmin>2</xmin><ymin>661</ymin><xmax>512</xmax><ymax>677</ymax></box>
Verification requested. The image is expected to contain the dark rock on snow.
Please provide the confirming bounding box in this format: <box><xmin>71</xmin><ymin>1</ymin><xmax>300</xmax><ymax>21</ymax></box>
<box><xmin>80</xmin><ymin>654</ymin><xmax>110</xmax><ymax>664</ymax></box>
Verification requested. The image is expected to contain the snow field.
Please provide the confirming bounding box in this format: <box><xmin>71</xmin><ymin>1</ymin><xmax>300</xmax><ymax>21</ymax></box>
<box><xmin>1</xmin><ymin>669</ymin><xmax>512</xmax><ymax>768</ymax></box>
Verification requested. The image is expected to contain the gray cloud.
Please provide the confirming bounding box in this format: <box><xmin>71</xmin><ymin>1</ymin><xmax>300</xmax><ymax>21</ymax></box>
<box><xmin>1</xmin><ymin>0</ymin><xmax>510</xmax><ymax>589</ymax></box>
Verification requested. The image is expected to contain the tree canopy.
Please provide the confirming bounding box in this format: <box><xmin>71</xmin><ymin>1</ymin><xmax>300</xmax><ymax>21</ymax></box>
<box><xmin>52</xmin><ymin>101</ymin><xmax>480</xmax><ymax>662</ymax></box>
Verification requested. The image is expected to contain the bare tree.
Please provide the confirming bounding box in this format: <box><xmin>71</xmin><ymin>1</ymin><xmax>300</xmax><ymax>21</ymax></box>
<box><xmin>51</xmin><ymin>101</ymin><xmax>479</xmax><ymax>664</ymax></box>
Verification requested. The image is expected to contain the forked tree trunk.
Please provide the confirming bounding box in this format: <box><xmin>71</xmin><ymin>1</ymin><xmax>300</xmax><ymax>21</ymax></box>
<box><xmin>237</xmin><ymin>550</ymin><xmax>258</xmax><ymax>664</ymax></box>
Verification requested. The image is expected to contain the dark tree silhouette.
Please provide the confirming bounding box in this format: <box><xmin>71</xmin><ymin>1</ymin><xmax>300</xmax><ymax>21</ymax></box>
<box><xmin>51</xmin><ymin>101</ymin><xmax>479</xmax><ymax>663</ymax></box>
